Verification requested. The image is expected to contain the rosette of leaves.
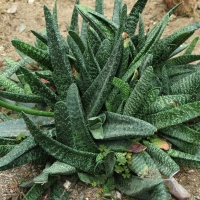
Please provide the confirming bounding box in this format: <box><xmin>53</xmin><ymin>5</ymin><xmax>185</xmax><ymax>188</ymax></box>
<box><xmin>1</xmin><ymin>0</ymin><xmax>200</xmax><ymax>199</ymax></box>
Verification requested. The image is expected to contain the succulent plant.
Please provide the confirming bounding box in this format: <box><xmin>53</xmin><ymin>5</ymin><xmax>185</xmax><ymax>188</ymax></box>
<box><xmin>1</xmin><ymin>0</ymin><xmax>200</xmax><ymax>199</ymax></box>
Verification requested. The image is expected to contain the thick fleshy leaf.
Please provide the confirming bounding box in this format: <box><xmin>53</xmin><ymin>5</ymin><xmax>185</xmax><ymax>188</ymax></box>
<box><xmin>33</xmin><ymin>162</ymin><xmax>51</xmax><ymax>184</ymax></box>
<box><xmin>161</xmin><ymin>125</ymin><xmax>200</xmax><ymax>145</ymax></box>
<box><xmin>95</xmin><ymin>0</ymin><xmax>104</xmax><ymax>14</ymax></box>
<box><xmin>22</xmin><ymin>176</ymin><xmax>57</xmax><ymax>200</ymax></box>
<box><xmin>11</xmin><ymin>38</ymin><xmax>52</xmax><ymax>70</ymax></box>
<box><xmin>112</xmin><ymin>0</ymin><xmax>122</xmax><ymax>25</ymax></box>
<box><xmin>151</xmin><ymin>182</ymin><xmax>171</xmax><ymax>200</ymax></box>
<box><xmin>160</xmin><ymin>55</ymin><xmax>200</xmax><ymax>68</ymax></box>
<box><xmin>162</xmin><ymin>134</ymin><xmax>199</xmax><ymax>155</ymax></box>
<box><xmin>82</xmin><ymin>38</ymin><xmax>122</xmax><ymax>118</ymax></box>
<box><xmin>117</xmin><ymin>37</ymin><xmax>131</xmax><ymax>78</ymax></box>
<box><xmin>122</xmin><ymin>4</ymin><xmax>178</xmax><ymax>82</ymax></box>
<box><xmin>86</xmin><ymin>31</ymin><xmax>101</xmax><ymax>80</ymax></box>
<box><xmin>152</xmin><ymin>22</ymin><xmax>200</xmax><ymax>65</ymax></box>
<box><xmin>125</xmin><ymin>0</ymin><xmax>147</xmax><ymax>37</ymax></box>
<box><xmin>44</xmin><ymin>5</ymin><xmax>74</xmax><ymax>99</ymax></box>
<box><xmin>167</xmin><ymin>64</ymin><xmax>198</xmax><ymax>78</ymax></box>
<box><xmin>68</xmin><ymin>0</ymin><xmax>79</xmax><ymax>33</ymax></box>
<box><xmin>115</xmin><ymin>175</ymin><xmax>163</xmax><ymax>197</ymax></box>
<box><xmin>68</xmin><ymin>30</ymin><xmax>85</xmax><ymax>53</ymax></box>
<box><xmin>138</xmin><ymin>14</ymin><xmax>146</xmax><ymax>51</ymax></box>
<box><xmin>171</xmin><ymin>70</ymin><xmax>200</xmax><ymax>98</ymax></box>
<box><xmin>67</xmin><ymin>35</ymin><xmax>92</xmax><ymax>90</ymax></box>
<box><xmin>54</xmin><ymin>101</ymin><xmax>73</xmax><ymax>145</ymax></box>
<box><xmin>142</xmin><ymin>151</ymin><xmax>161</xmax><ymax>178</ymax></box>
<box><xmin>3</xmin><ymin>58</ymin><xmax>24</xmax><ymax>78</ymax></box>
<box><xmin>65</xmin><ymin>83</ymin><xmax>98</xmax><ymax>152</ymax></box>
<box><xmin>0</xmin><ymin>90</ymin><xmax>44</xmax><ymax>103</ymax></box>
<box><xmin>0</xmin><ymin>116</ymin><xmax>53</xmax><ymax>138</ymax></box>
<box><xmin>112</xmin><ymin>77</ymin><xmax>131</xmax><ymax>101</ymax></box>
<box><xmin>88</xmin><ymin>112</ymin><xmax>156</xmax><ymax>140</ymax></box>
<box><xmin>43</xmin><ymin>161</ymin><xmax>76</xmax><ymax>175</ymax></box>
<box><xmin>20</xmin><ymin>66</ymin><xmax>60</xmax><ymax>109</ymax></box>
<box><xmin>143</xmin><ymin>141</ymin><xmax>179</xmax><ymax>177</ymax></box>
<box><xmin>129</xmin><ymin>152</ymin><xmax>149</xmax><ymax>178</ymax></box>
<box><xmin>0</xmin><ymin>75</ymin><xmax>24</xmax><ymax>93</ymax></box>
<box><xmin>141</xmin><ymin>94</ymin><xmax>192</xmax><ymax>115</ymax></box>
<box><xmin>104</xmin><ymin>151</ymin><xmax>116</xmax><ymax>177</ymax></box>
<box><xmin>31</xmin><ymin>30</ymin><xmax>48</xmax><ymax>46</ymax></box>
<box><xmin>167</xmin><ymin>149</ymin><xmax>200</xmax><ymax>168</ymax></box>
<box><xmin>0</xmin><ymin>145</ymin><xmax>15</xmax><ymax>157</ymax></box>
<box><xmin>0</xmin><ymin>147</ymin><xmax>47</xmax><ymax>171</ymax></box>
<box><xmin>0</xmin><ymin>136</ymin><xmax>36</xmax><ymax>168</ymax></box>
<box><xmin>143</xmin><ymin>101</ymin><xmax>200</xmax><ymax>129</ymax></box>
<box><xmin>184</xmin><ymin>36</ymin><xmax>199</xmax><ymax>55</ymax></box>
<box><xmin>78</xmin><ymin>172</ymin><xmax>107</xmax><ymax>185</ymax></box>
<box><xmin>22</xmin><ymin>113</ymin><xmax>98</xmax><ymax>174</ymax></box>
<box><xmin>102</xmin><ymin>177</ymin><xmax>115</xmax><ymax>194</ymax></box>
<box><xmin>123</xmin><ymin>66</ymin><xmax>154</xmax><ymax>117</ymax></box>
<box><xmin>76</xmin><ymin>5</ymin><xmax>117</xmax><ymax>41</ymax></box>
<box><xmin>95</xmin><ymin>39</ymin><xmax>112</xmax><ymax>69</ymax></box>
<box><xmin>49</xmin><ymin>181</ymin><xmax>70</xmax><ymax>200</ymax></box>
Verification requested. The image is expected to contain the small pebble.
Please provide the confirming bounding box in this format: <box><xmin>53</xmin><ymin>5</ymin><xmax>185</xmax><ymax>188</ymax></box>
<box><xmin>115</xmin><ymin>191</ymin><xmax>122</xmax><ymax>199</ymax></box>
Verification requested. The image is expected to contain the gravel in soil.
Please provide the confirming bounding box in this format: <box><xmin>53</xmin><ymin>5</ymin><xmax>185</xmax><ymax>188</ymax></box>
<box><xmin>1</xmin><ymin>0</ymin><xmax>200</xmax><ymax>199</ymax></box>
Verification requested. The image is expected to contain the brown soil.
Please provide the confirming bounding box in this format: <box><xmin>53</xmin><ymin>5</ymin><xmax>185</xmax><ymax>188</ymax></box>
<box><xmin>1</xmin><ymin>0</ymin><xmax>200</xmax><ymax>199</ymax></box>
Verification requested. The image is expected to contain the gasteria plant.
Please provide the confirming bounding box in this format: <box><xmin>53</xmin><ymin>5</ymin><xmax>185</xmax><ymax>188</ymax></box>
<box><xmin>1</xmin><ymin>0</ymin><xmax>200</xmax><ymax>199</ymax></box>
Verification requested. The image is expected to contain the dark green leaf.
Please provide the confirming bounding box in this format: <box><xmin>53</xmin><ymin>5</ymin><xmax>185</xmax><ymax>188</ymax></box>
<box><xmin>82</xmin><ymin>38</ymin><xmax>123</xmax><ymax>118</ymax></box>
<box><xmin>0</xmin><ymin>147</ymin><xmax>47</xmax><ymax>171</ymax></box>
<box><xmin>43</xmin><ymin>161</ymin><xmax>76</xmax><ymax>175</ymax></box>
<box><xmin>115</xmin><ymin>175</ymin><xmax>163</xmax><ymax>197</ymax></box>
<box><xmin>22</xmin><ymin>176</ymin><xmax>57</xmax><ymax>200</ymax></box>
<box><xmin>143</xmin><ymin>141</ymin><xmax>179</xmax><ymax>177</ymax></box>
<box><xmin>0</xmin><ymin>90</ymin><xmax>44</xmax><ymax>103</ymax></box>
<box><xmin>68</xmin><ymin>30</ymin><xmax>85</xmax><ymax>53</ymax></box>
<box><xmin>95</xmin><ymin>0</ymin><xmax>104</xmax><ymax>14</ymax></box>
<box><xmin>168</xmin><ymin>149</ymin><xmax>200</xmax><ymax>168</ymax></box>
<box><xmin>20</xmin><ymin>66</ymin><xmax>60</xmax><ymax>109</ymax></box>
<box><xmin>49</xmin><ymin>181</ymin><xmax>70</xmax><ymax>200</ymax></box>
<box><xmin>68</xmin><ymin>0</ymin><xmax>79</xmax><ymax>33</ymax></box>
<box><xmin>22</xmin><ymin>113</ymin><xmax>98</xmax><ymax>174</ymax></box>
<box><xmin>44</xmin><ymin>5</ymin><xmax>74</xmax><ymax>99</ymax></box>
<box><xmin>162</xmin><ymin>134</ymin><xmax>199</xmax><ymax>155</ymax></box>
<box><xmin>129</xmin><ymin>152</ymin><xmax>149</xmax><ymax>178</ymax></box>
<box><xmin>95</xmin><ymin>39</ymin><xmax>112</xmax><ymax>69</ymax></box>
<box><xmin>11</xmin><ymin>38</ymin><xmax>52</xmax><ymax>70</ymax></box>
<box><xmin>184</xmin><ymin>36</ymin><xmax>199</xmax><ymax>55</ymax></box>
<box><xmin>161</xmin><ymin>125</ymin><xmax>200</xmax><ymax>145</ymax></box>
<box><xmin>0</xmin><ymin>75</ymin><xmax>24</xmax><ymax>93</ymax></box>
<box><xmin>112</xmin><ymin>0</ymin><xmax>122</xmax><ymax>25</ymax></box>
<box><xmin>151</xmin><ymin>182</ymin><xmax>171</xmax><ymax>200</ymax></box>
<box><xmin>76</xmin><ymin>5</ymin><xmax>117</xmax><ymax>41</ymax></box>
<box><xmin>78</xmin><ymin>172</ymin><xmax>107</xmax><ymax>185</ymax></box>
<box><xmin>89</xmin><ymin>112</ymin><xmax>156</xmax><ymax>139</ymax></box>
<box><xmin>125</xmin><ymin>0</ymin><xmax>148</xmax><ymax>37</ymax></box>
<box><xmin>104</xmin><ymin>151</ymin><xmax>116</xmax><ymax>177</ymax></box>
<box><xmin>65</xmin><ymin>83</ymin><xmax>98</xmax><ymax>152</ymax></box>
<box><xmin>123</xmin><ymin>66</ymin><xmax>154</xmax><ymax>117</ymax></box>
<box><xmin>0</xmin><ymin>136</ymin><xmax>36</xmax><ymax>168</ymax></box>
<box><xmin>143</xmin><ymin>101</ymin><xmax>200</xmax><ymax>129</ymax></box>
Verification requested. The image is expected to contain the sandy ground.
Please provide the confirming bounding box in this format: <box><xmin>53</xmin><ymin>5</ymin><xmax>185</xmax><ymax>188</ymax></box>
<box><xmin>1</xmin><ymin>0</ymin><xmax>200</xmax><ymax>199</ymax></box>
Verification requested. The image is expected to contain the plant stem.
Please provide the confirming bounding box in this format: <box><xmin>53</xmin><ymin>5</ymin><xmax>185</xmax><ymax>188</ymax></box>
<box><xmin>0</xmin><ymin>100</ymin><xmax>54</xmax><ymax>117</ymax></box>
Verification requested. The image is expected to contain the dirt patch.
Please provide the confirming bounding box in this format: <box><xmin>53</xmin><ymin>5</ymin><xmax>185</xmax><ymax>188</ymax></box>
<box><xmin>1</xmin><ymin>0</ymin><xmax>200</xmax><ymax>199</ymax></box>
